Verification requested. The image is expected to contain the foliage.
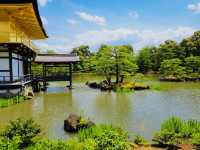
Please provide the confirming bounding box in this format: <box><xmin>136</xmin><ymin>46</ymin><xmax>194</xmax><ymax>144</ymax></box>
<box><xmin>133</xmin><ymin>135</ymin><xmax>148</xmax><ymax>145</ymax></box>
<box><xmin>27</xmin><ymin>138</ymin><xmax>70</xmax><ymax>150</ymax></box>
<box><xmin>0</xmin><ymin>96</ymin><xmax>25</xmax><ymax>108</ymax></box>
<box><xmin>77</xmin><ymin>125</ymin><xmax>129</xmax><ymax>150</ymax></box>
<box><xmin>91</xmin><ymin>44</ymin><xmax>138</xmax><ymax>84</ymax></box>
<box><xmin>0</xmin><ymin>136</ymin><xmax>21</xmax><ymax>150</ymax></box>
<box><xmin>1</xmin><ymin>119</ymin><xmax>40</xmax><ymax>148</ymax></box>
<box><xmin>153</xmin><ymin>116</ymin><xmax>200</xmax><ymax>147</ymax></box>
<box><xmin>159</xmin><ymin>59</ymin><xmax>186</xmax><ymax>79</ymax></box>
<box><xmin>137</xmin><ymin>47</ymin><xmax>154</xmax><ymax>73</ymax></box>
<box><xmin>185</xmin><ymin>56</ymin><xmax>200</xmax><ymax>77</ymax></box>
<box><xmin>71</xmin><ymin>45</ymin><xmax>93</xmax><ymax>71</ymax></box>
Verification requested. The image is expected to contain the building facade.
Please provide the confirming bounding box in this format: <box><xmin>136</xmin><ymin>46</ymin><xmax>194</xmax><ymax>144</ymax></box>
<box><xmin>0</xmin><ymin>0</ymin><xmax>47</xmax><ymax>94</ymax></box>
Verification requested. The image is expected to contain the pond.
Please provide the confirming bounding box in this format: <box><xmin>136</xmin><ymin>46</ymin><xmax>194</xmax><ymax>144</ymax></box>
<box><xmin>0</xmin><ymin>74</ymin><xmax>200</xmax><ymax>140</ymax></box>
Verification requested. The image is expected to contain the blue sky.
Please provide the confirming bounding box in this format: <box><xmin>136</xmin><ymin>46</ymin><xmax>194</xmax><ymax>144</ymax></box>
<box><xmin>36</xmin><ymin>0</ymin><xmax>200</xmax><ymax>53</ymax></box>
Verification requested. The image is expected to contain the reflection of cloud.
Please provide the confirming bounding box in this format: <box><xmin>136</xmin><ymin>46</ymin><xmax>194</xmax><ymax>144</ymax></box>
<box><xmin>35</xmin><ymin>26</ymin><xmax>196</xmax><ymax>52</ymax></box>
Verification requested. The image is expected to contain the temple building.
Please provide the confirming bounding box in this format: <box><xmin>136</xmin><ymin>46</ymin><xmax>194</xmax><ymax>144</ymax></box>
<box><xmin>0</xmin><ymin>0</ymin><xmax>80</xmax><ymax>96</ymax></box>
<box><xmin>0</xmin><ymin>0</ymin><xmax>47</xmax><ymax>94</ymax></box>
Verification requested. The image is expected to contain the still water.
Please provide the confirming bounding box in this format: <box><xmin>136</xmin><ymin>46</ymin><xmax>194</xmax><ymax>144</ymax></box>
<box><xmin>0</xmin><ymin>74</ymin><xmax>200</xmax><ymax>140</ymax></box>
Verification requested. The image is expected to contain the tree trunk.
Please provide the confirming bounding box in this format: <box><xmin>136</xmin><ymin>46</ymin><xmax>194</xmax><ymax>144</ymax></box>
<box><xmin>116</xmin><ymin>63</ymin><xmax>119</xmax><ymax>84</ymax></box>
<box><xmin>106</xmin><ymin>76</ymin><xmax>112</xmax><ymax>86</ymax></box>
<box><xmin>120</xmin><ymin>75</ymin><xmax>124</xmax><ymax>83</ymax></box>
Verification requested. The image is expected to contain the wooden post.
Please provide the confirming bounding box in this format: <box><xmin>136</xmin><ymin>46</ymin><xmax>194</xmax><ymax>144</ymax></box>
<box><xmin>9</xmin><ymin>49</ymin><xmax>13</xmax><ymax>82</ymax></box>
<box><xmin>42</xmin><ymin>63</ymin><xmax>47</xmax><ymax>90</ymax></box>
<box><xmin>69</xmin><ymin>63</ymin><xmax>72</xmax><ymax>89</ymax></box>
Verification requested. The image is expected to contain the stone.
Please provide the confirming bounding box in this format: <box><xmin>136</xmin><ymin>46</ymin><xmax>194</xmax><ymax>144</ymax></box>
<box><xmin>64</xmin><ymin>114</ymin><xmax>81</xmax><ymax>132</ymax></box>
<box><xmin>64</xmin><ymin>114</ymin><xmax>95</xmax><ymax>133</ymax></box>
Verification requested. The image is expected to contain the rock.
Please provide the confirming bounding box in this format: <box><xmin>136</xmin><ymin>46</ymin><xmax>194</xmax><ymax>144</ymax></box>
<box><xmin>64</xmin><ymin>114</ymin><xmax>95</xmax><ymax>133</ymax></box>
<box><xmin>86</xmin><ymin>82</ymin><xmax>100</xmax><ymax>89</ymax></box>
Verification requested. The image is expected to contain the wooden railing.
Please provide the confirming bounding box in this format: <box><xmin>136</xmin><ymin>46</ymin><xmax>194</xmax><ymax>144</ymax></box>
<box><xmin>0</xmin><ymin>74</ymin><xmax>33</xmax><ymax>84</ymax></box>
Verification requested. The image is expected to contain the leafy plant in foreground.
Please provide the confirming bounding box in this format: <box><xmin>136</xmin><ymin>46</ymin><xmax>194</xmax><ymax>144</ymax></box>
<box><xmin>77</xmin><ymin>125</ymin><xmax>129</xmax><ymax>150</ymax></box>
<box><xmin>1</xmin><ymin>119</ymin><xmax>40</xmax><ymax>148</ymax></box>
<box><xmin>153</xmin><ymin>116</ymin><xmax>200</xmax><ymax>148</ymax></box>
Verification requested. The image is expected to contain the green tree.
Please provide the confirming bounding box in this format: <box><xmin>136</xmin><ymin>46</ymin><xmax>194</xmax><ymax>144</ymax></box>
<box><xmin>159</xmin><ymin>59</ymin><xmax>186</xmax><ymax>79</ymax></box>
<box><xmin>185</xmin><ymin>56</ymin><xmax>200</xmax><ymax>76</ymax></box>
<box><xmin>71</xmin><ymin>45</ymin><xmax>93</xmax><ymax>71</ymax></box>
<box><xmin>137</xmin><ymin>47</ymin><xmax>153</xmax><ymax>73</ymax></box>
<box><xmin>159</xmin><ymin>40</ymin><xmax>185</xmax><ymax>61</ymax></box>
<box><xmin>180</xmin><ymin>31</ymin><xmax>200</xmax><ymax>57</ymax></box>
<box><xmin>92</xmin><ymin>45</ymin><xmax>138</xmax><ymax>84</ymax></box>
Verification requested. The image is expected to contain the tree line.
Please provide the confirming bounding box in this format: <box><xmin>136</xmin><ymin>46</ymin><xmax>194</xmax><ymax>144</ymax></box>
<box><xmin>32</xmin><ymin>30</ymin><xmax>200</xmax><ymax>82</ymax></box>
<box><xmin>71</xmin><ymin>31</ymin><xmax>200</xmax><ymax>81</ymax></box>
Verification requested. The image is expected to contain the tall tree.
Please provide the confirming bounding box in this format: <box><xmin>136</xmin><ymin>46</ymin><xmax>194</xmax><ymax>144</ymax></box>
<box><xmin>137</xmin><ymin>47</ymin><xmax>153</xmax><ymax>73</ymax></box>
<box><xmin>92</xmin><ymin>45</ymin><xmax>138</xmax><ymax>84</ymax></box>
<box><xmin>160</xmin><ymin>58</ymin><xmax>186</xmax><ymax>79</ymax></box>
<box><xmin>71</xmin><ymin>45</ymin><xmax>92</xmax><ymax>71</ymax></box>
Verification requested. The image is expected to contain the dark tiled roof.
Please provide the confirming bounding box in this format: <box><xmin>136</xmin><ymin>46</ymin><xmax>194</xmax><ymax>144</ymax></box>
<box><xmin>34</xmin><ymin>54</ymin><xmax>80</xmax><ymax>63</ymax></box>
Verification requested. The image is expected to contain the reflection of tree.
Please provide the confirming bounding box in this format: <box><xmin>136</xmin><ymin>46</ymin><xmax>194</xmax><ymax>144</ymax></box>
<box><xmin>94</xmin><ymin>92</ymin><xmax>134</xmax><ymax>128</ymax></box>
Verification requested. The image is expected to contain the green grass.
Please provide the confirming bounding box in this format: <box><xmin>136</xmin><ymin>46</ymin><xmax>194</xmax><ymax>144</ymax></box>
<box><xmin>0</xmin><ymin>96</ymin><xmax>25</xmax><ymax>108</ymax></box>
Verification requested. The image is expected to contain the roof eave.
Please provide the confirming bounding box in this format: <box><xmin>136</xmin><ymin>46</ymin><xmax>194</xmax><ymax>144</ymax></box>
<box><xmin>0</xmin><ymin>0</ymin><xmax>48</xmax><ymax>38</ymax></box>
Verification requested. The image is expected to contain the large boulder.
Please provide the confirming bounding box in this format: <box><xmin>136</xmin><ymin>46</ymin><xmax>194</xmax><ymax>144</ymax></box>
<box><xmin>64</xmin><ymin>114</ymin><xmax>95</xmax><ymax>133</ymax></box>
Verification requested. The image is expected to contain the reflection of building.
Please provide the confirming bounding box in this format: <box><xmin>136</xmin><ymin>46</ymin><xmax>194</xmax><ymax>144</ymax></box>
<box><xmin>0</xmin><ymin>0</ymin><xmax>47</xmax><ymax>92</ymax></box>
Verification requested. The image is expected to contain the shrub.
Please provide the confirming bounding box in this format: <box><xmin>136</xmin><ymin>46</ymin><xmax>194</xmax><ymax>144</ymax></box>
<box><xmin>133</xmin><ymin>135</ymin><xmax>148</xmax><ymax>145</ymax></box>
<box><xmin>0</xmin><ymin>136</ymin><xmax>21</xmax><ymax>150</ymax></box>
<box><xmin>27</xmin><ymin>138</ymin><xmax>70</xmax><ymax>150</ymax></box>
<box><xmin>153</xmin><ymin>117</ymin><xmax>200</xmax><ymax>147</ymax></box>
<box><xmin>77</xmin><ymin>125</ymin><xmax>129</xmax><ymax>150</ymax></box>
<box><xmin>1</xmin><ymin>119</ymin><xmax>40</xmax><ymax>148</ymax></box>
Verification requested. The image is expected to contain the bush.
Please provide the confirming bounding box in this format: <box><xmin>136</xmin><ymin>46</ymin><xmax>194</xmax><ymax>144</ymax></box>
<box><xmin>1</xmin><ymin>119</ymin><xmax>40</xmax><ymax>148</ymax></box>
<box><xmin>153</xmin><ymin>117</ymin><xmax>200</xmax><ymax>147</ymax></box>
<box><xmin>133</xmin><ymin>135</ymin><xmax>148</xmax><ymax>145</ymax></box>
<box><xmin>27</xmin><ymin>138</ymin><xmax>70</xmax><ymax>150</ymax></box>
<box><xmin>0</xmin><ymin>136</ymin><xmax>21</xmax><ymax>150</ymax></box>
<box><xmin>77</xmin><ymin>125</ymin><xmax>129</xmax><ymax>150</ymax></box>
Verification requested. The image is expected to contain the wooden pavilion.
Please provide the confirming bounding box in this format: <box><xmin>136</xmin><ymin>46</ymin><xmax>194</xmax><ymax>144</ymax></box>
<box><xmin>34</xmin><ymin>54</ymin><xmax>80</xmax><ymax>89</ymax></box>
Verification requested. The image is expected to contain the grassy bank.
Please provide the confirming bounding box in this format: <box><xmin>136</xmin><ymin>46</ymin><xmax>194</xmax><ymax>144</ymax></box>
<box><xmin>0</xmin><ymin>117</ymin><xmax>199</xmax><ymax>150</ymax></box>
<box><xmin>0</xmin><ymin>96</ymin><xmax>25</xmax><ymax>108</ymax></box>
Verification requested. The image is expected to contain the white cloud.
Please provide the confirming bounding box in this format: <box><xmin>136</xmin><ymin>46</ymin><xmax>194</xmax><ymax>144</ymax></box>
<box><xmin>67</xmin><ymin>19</ymin><xmax>79</xmax><ymax>25</ymax></box>
<box><xmin>38</xmin><ymin>0</ymin><xmax>52</xmax><ymax>7</ymax></box>
<box><xmin>76</xmin><ymin>11</ymin><xmax>107</xmax><ymax>25</ymax></box>
<box><xmin>35</xmin><ymin>26</ymin><xmax>196</xmax><ymax>53</ymax></box>
<box><xmin>188</xmin><ymin>2</ymin><xmax>200</xmax><ymax>13</ymax></box>
<box><xmin>128</xmin><ymin>11</ymin><xmax>139</xmax><ymax>19</ymax></box>
<box><xmin>41</xmin><ymin>16</ymin><xmax>48</xmax><ymax>25</ymax></box>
